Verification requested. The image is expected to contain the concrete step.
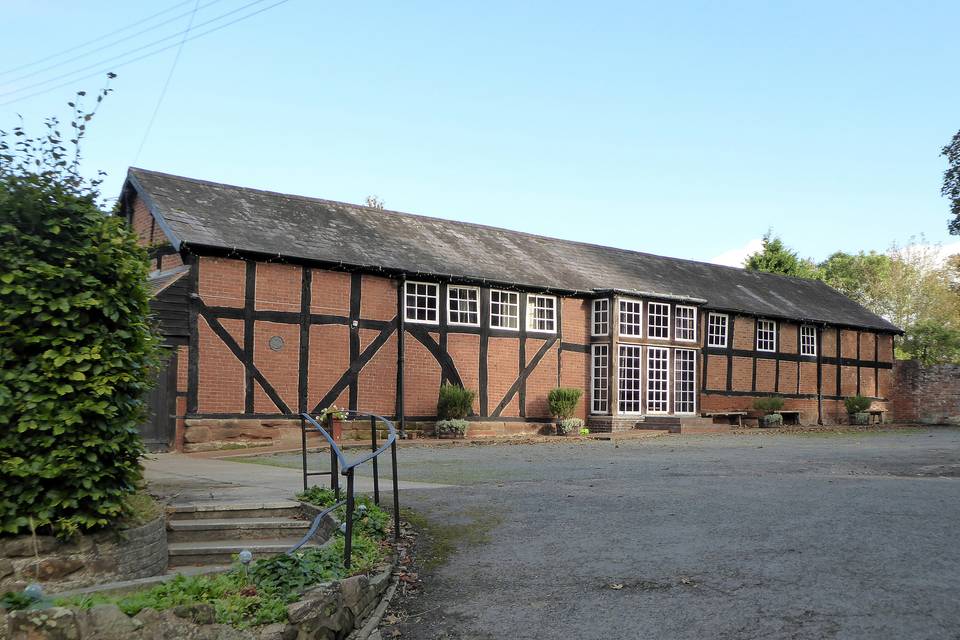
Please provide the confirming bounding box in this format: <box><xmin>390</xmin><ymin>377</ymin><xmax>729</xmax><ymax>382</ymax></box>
<box><xmin>167</xmin><ymin>537</ymin><xmax>320</xmax><ymax>567</ymax></box>
<box><xmin>168</xmin><ymin>500</ymin><xmax>303</xmax><ymax>521</ymax></box>
<box><xmin>167</xmin><ymin>516</ymin><xmax>311</xmax><ymax>543</ymax></box>
<box><xmin>678</xmin><ymin>423</ymin><xmax>732</xmax><ymax>434</ymax></box>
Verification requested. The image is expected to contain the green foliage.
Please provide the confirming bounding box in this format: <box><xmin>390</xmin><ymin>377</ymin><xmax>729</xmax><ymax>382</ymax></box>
<box><xmin>436</xmin><ymin>383</ymin><xmax>475</xmax><ymax>419</ymax></box>
<box><xmin>761</xmin><ymin>413</ymin><xmax>783</xmax><ymax>427</ymax></box>
<box><xmin>548</xmin><ymin>387</ymin><xmax>583</xmax><ymax>419</ymax></box>
<box><xmin>556</xmin><ymin>417</ymin><xmax>584</xmax><ymax>435</ymax></box>
<box><xmin>578</xmin><ymin>427</ymin><xmax>590</xmax><ymax>436</ymax></box>
<box><xmin>296</xmin><ymin>487</ymin><xmax>391</xmax><ymax>540</ymax></box>
<box><xmin>296</xmin><ymin>486</ymin><xmax>338</xmax><ymax>507</ymax></box>
<box><xmin>819</xmin><ymin>251</ymin><xmax>892</xmax><ymax>310</ymax></box>
<box><xmin>0</xmin><ymin>87</ymin><xmax>161</xmax><ymax>537</ymax></box>
<box><xmin>753</xmin><ymin>396</ymin><xmax>785</xmax><ymax>414</ymax></box>
<box><xmin>435</xmin><ymin>418</ymin><xmax>469</xmax><ymax>436</ymax></box>
<box><xmin>899</xmin><ymin>320</ymin><xmax>960</xmax><ymax>365</ymax></box>
<box><xmin>943</xmin><ymin>129</ymin><xmax>960</xmax><ymax>235</ymax></box>
<box><xmin>844</xmin><ymin>395</ymin><xmax>872</xmax><ymax>415</ymax></box>
<box><xmin>1</xmin><ymin>590</ymin><xmax>35</xmax><ymax>611</ymax></box>
<box><xmin>745</xmin><ymin>231</ymin><xmax>822</xmax><ymax>279</ymax></box>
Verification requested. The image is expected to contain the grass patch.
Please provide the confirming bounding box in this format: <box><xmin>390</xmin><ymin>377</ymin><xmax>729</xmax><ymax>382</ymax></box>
<box><xmin>401</xmin><ymin>506</ymin><xmax>502</xmax><ymax>571</ymax></box>
<box><xmin>118</xmin><ymin>492</ymin><xmax>163</xmax><ymax>528</ymax></box>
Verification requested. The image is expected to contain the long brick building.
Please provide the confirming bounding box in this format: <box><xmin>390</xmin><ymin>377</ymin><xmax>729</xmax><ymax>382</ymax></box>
<box><xmin>123</xmin><ymin>168</ymin><xmax>901</xmax><ymax>450</ymax></box>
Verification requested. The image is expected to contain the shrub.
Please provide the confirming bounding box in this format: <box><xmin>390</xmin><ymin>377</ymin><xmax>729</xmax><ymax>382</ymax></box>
<box><xmin>435</xmin><ymin>418</ymin><xmax>469</xmax><ymax>436</ymax></box>
<box><xmin>0</xmin><ymin>89</ymin><xmax>161</xmax><ymax>537</ymax></box>
<box><xmin>548</xmin><ymin>388</ymin><xmax>583</xmax><ymax>419</ymax></box>
<box><xmin>844</xmin><ymin>395</ymin><xmax>871</xmax><ymax>415</ymax></box>
<box><xmin>753</xmin><ymin>396</ymin><xmax>785</xmax><ymax>414</ymax></box>
<box><xmin>437</xmin><ymin>383</ymin><xmax>475</xmax><ymax>420</ymax></box>
<box><xmin>761</xmin><ymin>413</ymin><xmax>783</xmax><ymax>427</ymax></box>
<box><xmin>557</xmin><ymin>417</ymin><xmax>584</xmax><ymax>435</ymax></box>
<box><xmin>578</xmin><ymin>427</ymin><xmax>590</xmax><ymax>436</ymax></box>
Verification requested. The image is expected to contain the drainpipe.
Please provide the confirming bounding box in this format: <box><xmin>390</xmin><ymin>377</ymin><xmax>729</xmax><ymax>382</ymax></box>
<box><xmin>396</xmin><ymin>279</ymin><xmax>406</xmax><ymax>438</ymax></box>
<box><xmin>816</xmin><ymin>323</ymin><xmax>826</xmax><ymax>425</ymax></box>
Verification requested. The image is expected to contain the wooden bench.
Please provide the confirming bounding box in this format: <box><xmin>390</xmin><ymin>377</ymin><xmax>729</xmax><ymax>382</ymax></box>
<box><xmin>703</xmin><ymin>411</ymin><xmax>748</xmax><ymax>427</ymax></box>
<box><xmin>779</xmin><ymin>410</ymin><xmax>801</xmax><ymax>426</ymax></box>
<box><xmin>867</xmin><ymin>409</ymin><xmax>887</xmax><ymax>424</ymax></box>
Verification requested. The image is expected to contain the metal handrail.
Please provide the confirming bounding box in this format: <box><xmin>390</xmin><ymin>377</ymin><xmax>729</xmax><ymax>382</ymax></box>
<box><xmin>292</xmin><ymin>410</ymin><xmax>401</xmax><ymax>568</ymax></box>
<box><xmin>287</xmin><ymin>500</ymin><xmax>344</xmax><ymax>553</ymax></box>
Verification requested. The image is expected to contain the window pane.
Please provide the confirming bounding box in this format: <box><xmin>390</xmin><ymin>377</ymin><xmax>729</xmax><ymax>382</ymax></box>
<box><xmin>592</xmin><ymin>344</ymin><xmax>609</xmax><ymax>413</ymax></box>
<box><xmin>618</xmin><ymin>344</ymin><xmax>642</xmax><ymax>413</ymax></box>
<box><xmin>646</xmin><ymin>347</ymin><xmax>669</xmax><ymax>412</ymax></box>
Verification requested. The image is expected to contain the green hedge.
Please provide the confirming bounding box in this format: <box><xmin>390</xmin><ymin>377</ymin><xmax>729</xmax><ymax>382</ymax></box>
<box><xmin>548</xmin><ymin>388</ymin><xmax>583</xmax><ymax>419</ymax></box>
<box><xmin>0</xmin><ymin>100</ymin><xmax>160</xmax><ymax>537</ymax></box>
<box><xmin>437</xmin><ymin>383</ymin><xmax>475</xmax><ymax>420</ymax></box>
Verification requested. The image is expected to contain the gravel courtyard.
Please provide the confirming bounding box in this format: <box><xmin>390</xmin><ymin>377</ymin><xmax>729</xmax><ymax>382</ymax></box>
<box><xmin>241</xmin><ymin>428</ymin><xmax>960</xmax><ymax>639</ymax></box>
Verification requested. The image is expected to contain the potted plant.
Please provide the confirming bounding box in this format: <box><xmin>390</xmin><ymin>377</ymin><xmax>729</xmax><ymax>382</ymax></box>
<box><xmin>548</xmin><ymin>388</ymin><xmax>584</xmax><ymax>435</ymax></box>
<box><xmin>753</xmin><ymin>396</ymin><xmax>785</xmax><ymax>427</ymax></box>
<box><xmin>845</xmin><ymin>395</ymin><xmax>872</xmax><ymax>425</ymax></box>
<box><xmin>314</xmin><ymin>405</ymin><xmax>348</xmax><ymax>441</ymax></box>
<box><xmin>435</xmin><ymin>383</ymin><xmax>476</xmax><ymax>439</ymax></box>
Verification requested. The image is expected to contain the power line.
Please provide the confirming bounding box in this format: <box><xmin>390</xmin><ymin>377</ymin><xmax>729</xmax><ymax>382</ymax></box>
<box><xmin>132</xmin><ymin>0</ymin><xmax>202</xmax><ymax>165</ymax></box>
<box><xmin>0</xmin><ymin>0</ymin><xmax>277</xmax><ymax>101</ymax></box>
<box><xmin>1</xmin><ymin>0</ymin><xmax>225</xmax><ymax>86</ymax></box>
<box><xmin>0</xmin><ymin>0</ymin><xmax>293</xmax><ymax>108</ymax></box>
<box><xmin>0</xmin><ymin>0</ymin><xmax>195</xmax><ymax>76</ymax></box>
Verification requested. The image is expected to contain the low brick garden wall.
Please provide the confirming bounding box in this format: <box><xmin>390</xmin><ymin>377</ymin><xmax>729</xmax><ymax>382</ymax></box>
<box><xmin>0</xmin><ymin>516</ymin><xmax>167</xmax><ymax>593</ymax></box>
<box><xmin>3</xmin><ymin>564</ymin><xmax>393</xmax><ymax>640</ymax></box>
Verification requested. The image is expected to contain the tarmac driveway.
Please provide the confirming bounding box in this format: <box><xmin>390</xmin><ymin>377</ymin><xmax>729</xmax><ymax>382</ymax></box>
<box><xmin>362</xmin><ymin>428</ymin><xmax>960</xmax><ymax>639</ymax></box>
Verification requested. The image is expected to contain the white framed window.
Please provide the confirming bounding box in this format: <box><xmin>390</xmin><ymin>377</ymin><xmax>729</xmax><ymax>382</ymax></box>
<box><xmin>757</xmin><ymin>319</ymin><xmax>777</xmax><ymax>352</ymax></box>
<box><xmin>447</xmin><ymin>286</ymin><xmax>479</xmax><ymax>326</ymax></box>
<box><xmin>674</xmin><ymin>349</ymin><xmax>696</xmax><ymax>414</ymax></box>
<box><xmin>647</xmin><ymin>301</ymin><xmax>670</xmax><ymax>340</ymax></box>
<box><xmin>490</xmin><ymin>290</ymin><xmax>519</xmax><ymax>330</ymax></box>
<box><xmin>646</xmin><ymin>347</ymin><xmax>669</xmax><ymax>413</ymax></box>
<box><xmin>707</xmin><ymin>313</ymin><xmax>728</xmax><ymax>348</ymax></box>
<box><xmin>592</xmin><ymin>299</ymin><xmax>609</xmax><ymax>337</ymax></box>
<box><xmin>619</xmin><ymin>298</ymin><xmax>642</xmax><ymax>337</ymax></box>
<box><xmin>617</xmin><ymin>344</ymin><xmax>643</xmax><ymax>414</ymax></box>
<box><xmin>591</xmin><ymin>344</ymin><xmax>609</xmax><ymax>414</ymax></box>
<box><xmin>404</xmin><ymin>281</ymin><xmax>438</xmax><ymax>324</ymax></box>
<box><xmin>675</xmin><ymin>305</ymin><xmax>697</xmax><ymax>342</ymax></box>
<box><xmin>800</xmin><ymin>325</ymin><xmax>817</xmax><ymax>356</ymax></box>
<box><xmin>526</xmin><ymin>294</ymin><xmax>557</xmax><ymax>333</ymax></box>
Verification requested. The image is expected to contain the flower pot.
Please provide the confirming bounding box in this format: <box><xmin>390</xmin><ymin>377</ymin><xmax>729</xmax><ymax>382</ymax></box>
<box><xmin>437</xmin><ymin>431</ymin><xmax>465</xmax><ymax>439</ymax></box>
<box><xmin>851</xmin><ymin>412</ymin><xmax>870</xmax><ymax>426</ymax></box>
<box><xmin>761</xmin><ymin>413</ymin><xmax>783</xmax><ymax>428</ymax></box>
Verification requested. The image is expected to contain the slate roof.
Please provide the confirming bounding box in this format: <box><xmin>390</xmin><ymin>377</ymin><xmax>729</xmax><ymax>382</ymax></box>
<box><xmin>126</xmin><ymin>167</ymin><xmax>901</xmax><ymax>333</ymax></box>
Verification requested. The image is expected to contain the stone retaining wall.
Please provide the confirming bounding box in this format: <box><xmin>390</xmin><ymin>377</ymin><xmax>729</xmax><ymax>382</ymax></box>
<box><xmin>0</xmin><ymin>516</ymin><xmax>167</xmax><ymax>593</ymax></box>
<box><xmin>3</xmin><ymin>564</ymin><xmax>393</xmax><ymax>640</ymax></box>
<box><xmin>891</xmin><ymin>360</ymin><xmax>960</xmax><ymax>425</ymax></box>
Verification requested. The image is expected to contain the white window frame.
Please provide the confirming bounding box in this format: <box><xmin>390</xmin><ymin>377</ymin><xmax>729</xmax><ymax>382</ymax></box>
<box><xmin>447</xmin><ymin>285</ymin><xmax>480</xmax><ymax>327</ymax></box>
<box><xmin>647</xmin><ymin>301</ymin><xmax>671</xmax><ymax>340</ymax></box>
<box><xmin>404</xmin><ymin>281</ymin><xmax>439</xmax><ymax>324</ymax></box>
<box><xmin>617</xmin><ymin>344</ymin><xmax>643</xmax><ymax>414</ymax></box>
<box><xmin>646</xmin><ymin>346</ymin><xmax>670</xmax><ymax>414</ymax></box>
<box><xmin>526</xmin><ymin>294</ymin><xmax>557</xmax><ymax>333</ymax></box>
<box><xmin>675</xmin><ymin>305</ymin><xmax>697</xmax><ymax>342</ymax></box>
<box><xmin>707</xmin><ymin>312</ymin><xmax>728</xmax><ymax>348</ymax></box>
<box><xmin>800</xmin><ymin>325</ymin><xmax>817</xmax><ymax>356</ymax></box>
<box><xmin>591</xmin><ymin>344</ymin><xmax>609</xmax><ymax>414</ymax></box>
<box><xmin>757</xmin><ymin>319</ymin><xmax>777</xmax><ymax>352</ymax></box>
<box><xmin>489</xmin><ymin>289</ymin><xmax>519</xmax><ymax>331</ymax></box>
<box><xmin>618</xmin><ymin>298</ymin><xmax>643</xmax><ymax>337</ymax></box>
<box><xmin>674</xmin><ymin>348</ymin><xmax>697</xmax><ymax>415</ymax></box>
<box><xmin>591</xmin><ymin>299</ymin><xmax>609</xmax><ymax>337</ymax></box>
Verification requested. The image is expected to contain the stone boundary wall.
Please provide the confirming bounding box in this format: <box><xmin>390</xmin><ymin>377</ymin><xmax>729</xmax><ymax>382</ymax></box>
<box><xmin>891</xmin><ymin>360</ymin><xmax>960</xmax><ymax>424</ymax></box>
<box><xmin>0</xmin><ymin>516</ymin><xmax>167</xmax><ymax>593</ymax></box>
<box><xmin>3</xmin><ymin>564</ymin><xmax>393</xmax><ymax>640</ymax></box>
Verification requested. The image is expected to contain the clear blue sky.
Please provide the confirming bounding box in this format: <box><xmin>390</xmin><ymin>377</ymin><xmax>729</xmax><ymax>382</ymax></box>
<box><xmin>3</xmin><ymin>1</ymin><xmax>958</xmax><ymax>264</ymax></box>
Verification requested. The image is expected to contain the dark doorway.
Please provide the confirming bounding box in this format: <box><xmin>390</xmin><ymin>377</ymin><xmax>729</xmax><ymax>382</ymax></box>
<box><xmin>141</xmin><ymin>348</ymin><xmax>177</xmax><ymax>452</ymax></box>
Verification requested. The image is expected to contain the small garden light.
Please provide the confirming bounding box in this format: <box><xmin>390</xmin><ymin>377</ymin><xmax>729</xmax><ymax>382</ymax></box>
<box><xmin>358</xmin><ymin>504</ymin><xmax>367</xmax><ymax>515</ymax></box>
<box><xmin>339</xmin><ymin>522</ymin><xmax>347</xmax><ymax>534</ymax></box>
<box><xmin>24</xmin><ymin>584</ymin><xmax>43</xmax><ymax>601</ymax></box>
<box><xmin>239</xmin><ymin>549</ymin><xmax>253</xmax><ymax>565</ymax></box>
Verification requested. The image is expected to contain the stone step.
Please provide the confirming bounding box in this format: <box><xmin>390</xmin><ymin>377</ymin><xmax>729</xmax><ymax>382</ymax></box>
<box><xmin>168</xmin><ymin>500</ymin><xmax>303</xmax><ymax>521</ymax></box>
<box><xmin>167</xmin><ymin>537</ymin><xmax>320</xmax><ymax>567</ymax></box>
<box><xmin>678</xmin><ymin>423</ymin><xmax>732</xmax><ymax>434</ymax></box>
<box><xmin>167</xmin><ymin>516</ymin><xmax>311</xmax><ymax>543</ymax></box>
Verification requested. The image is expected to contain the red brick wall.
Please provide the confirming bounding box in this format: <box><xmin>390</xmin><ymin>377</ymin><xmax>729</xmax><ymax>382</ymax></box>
<box><xmin>404</xmin><ymin>333</ymin><xmax>441</xmax><ymax>415</ymax></box>
<box><xmin>255</xmin><ymin>264</ymin><xmax>301</xmax><ymax>312</ymax></box>
<box><xmin>360</xmin><ymin>275</ymin><xmax>397</xmax><ymax>321</ymax></box>
<box><xmin>559</xmin><ymin>351</ymin><xmax>588</xmax><ymax>420</ymax></box>
<box><xmin>447</xmin><ymin>334</ymin><xmax>480</xmax><ymax>414</ymax></box>
<box><xmin>196</xmin><ymin>316</ymin><xmax>244</xmax><ymax>413</ymax></box>
<box><xmin>525</xmin><ymin>339</ymin><xmax>559</xmax><ymax>418</ymax></box>
<box><xmin>358</xmin><ymin>332</ymin><xmax>397</xmax><ymax>416</ymax></box>
<box><xmin>706</xmin><ymin>354</ymin><xmax>726</xmax><ymax>390</ymax></box>
<box><xmin>488</xmin><ymin>337</ymin><xmax>520</xmax><ymax>417</ymax></box>
<box><xmin>891</xmin><ymin>360</ymin><xmax>960</xmax><ymax>424</ymax></box>
<box><xmin>253</xmin><ymin>321</ymin><xmax>300</xmax><ymax>412</ymax></box>
<box><xmin>780</xmin><ymin>322</ymin><xmax>798</xmax><ymax>354</ymax></box>
<box><xmin>308</xmin><ymin>324</ymin><xmax>350</xmax><ymax>411</ymax></box>
<box><xmin>732</xmin><ymin>316</ymin><xmax>754</xmax><ymax>350</ymax></box>
<box><xmin>311</xmin><ymin>270</ymin><xmax>351</xmax><ymax>315</ymax></box>
<box><xmin>198</xmin><ymin>257</ymin><xmax>246</xmax><ymax>307</ymax></box>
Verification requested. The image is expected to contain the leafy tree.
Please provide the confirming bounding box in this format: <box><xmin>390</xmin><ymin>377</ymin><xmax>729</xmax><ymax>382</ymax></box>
<box><xmin>899</xmin><ymin>320</ymin><xmax>960</xmax><ymax>365</ymax></box>
<box><xmin>943</xmin><ymin>129</ymin><xmax>960</xmax><ymax>235</ymax></box>
<box><xmin>744</xmin><ymin>231</ymin><xmax>821</xmax><ymax>279</ymax></box>
<box><xmin>0</xmin><ymin>86</ymin><xmax>161</xmax><ymax>537</ymax></box>
<box><xmin>365</xmin><ymin>195</ymin><xmax>384</xmax><ymax>210</ymax></box>
<box><xmin>819</xmin><ymin>250</ymin><xmax>892</xmax><ymax>312</ymax></box>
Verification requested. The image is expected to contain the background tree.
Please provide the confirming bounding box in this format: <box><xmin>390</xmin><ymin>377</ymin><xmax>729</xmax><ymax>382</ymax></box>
<box><xmin>365</xmin><ymin>195</ymin><xmax>384</xmax><ymax>210</ymax></box>
<box><xmin>819</xmin><ymin>250</ymin><xmax>891</xmax><ymax>312</ymax></box>
<box><xmin>0</xmin><ymin>86</ymin><xmax>160</xmax><ymax>537</ymax></box>
<box><xmin>943</xmin><ymin>129</ymin><xmax>960</xmax><ymax>235</ymax></box>
<box><xmin>899</xmin><ymin>319</ymin><xmax>960</xmax><ymax>365</ymax></box>
<box><xmin>744</xmin><ymin>231</ymin><xmax>821</xmax><ymax>279</ymax></box>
